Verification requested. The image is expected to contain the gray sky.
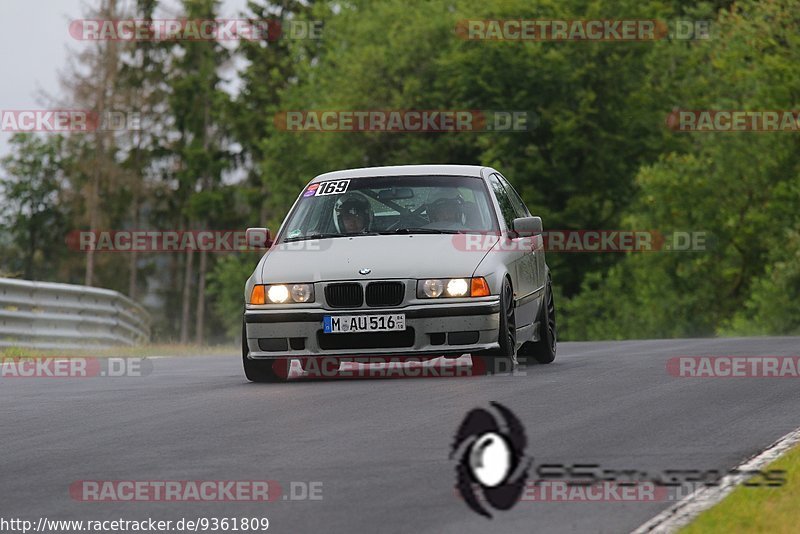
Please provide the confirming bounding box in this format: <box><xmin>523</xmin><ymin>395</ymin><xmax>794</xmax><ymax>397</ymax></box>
<box><xmin>0</xmin><ymin>0</ymin><xmax>248</xmax><ymax>157</ymax></box>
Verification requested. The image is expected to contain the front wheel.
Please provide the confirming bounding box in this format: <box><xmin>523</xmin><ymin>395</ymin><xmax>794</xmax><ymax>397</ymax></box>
<box><xmin>484</xmin><ymin>277</ymin><xmax>517</xmax><ymax>375</ymax></box>
<box><xmin>520</xmin><ymin>273</ymin><xmax>557</xmax><ymax>364</ymax></box>
<box><xmin>242</xmin><ymin>321</ymin><xmax>285</xmax><ymax>382</ymax></box>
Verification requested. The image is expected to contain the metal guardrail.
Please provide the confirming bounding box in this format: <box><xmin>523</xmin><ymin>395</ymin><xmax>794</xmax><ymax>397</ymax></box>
<box><xmin>0</xmin><ymin>278</ymin><xmax>151</xmax><ymax>349</ymax></box>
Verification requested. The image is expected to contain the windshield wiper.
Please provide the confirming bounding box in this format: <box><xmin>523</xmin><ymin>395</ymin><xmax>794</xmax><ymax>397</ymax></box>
<box><xmin>283</xmin><ymin>231</ymin><xmax>382</xmax><ymax>243</ymax></box>
<box><xmin>283</xmin><ymin>232</ymin><xmax>347</xmax><ymax>243</ymax></box>
<box><xmin>382</xmin><ymin>228</ymin><xmax>461</xmax><ymax>235</ymax></box>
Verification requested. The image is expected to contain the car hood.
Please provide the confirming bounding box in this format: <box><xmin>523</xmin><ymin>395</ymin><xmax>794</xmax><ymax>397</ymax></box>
<box><xmin>259</xmin><ymin>234</ymin><xmax>498</xmax><ymax>282</ymax></box>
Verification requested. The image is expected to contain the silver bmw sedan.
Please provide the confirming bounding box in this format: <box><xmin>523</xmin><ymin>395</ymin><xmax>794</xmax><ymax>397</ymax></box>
<box><xmin>242</xmin><ymin>165</ymin><xmax>556</xmax><ymax>382</ymax></box>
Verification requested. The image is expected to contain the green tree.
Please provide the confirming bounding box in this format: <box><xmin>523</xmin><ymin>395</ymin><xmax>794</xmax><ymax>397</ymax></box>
<box><xmin>0</xmin><ymin>134</ymin><xmax>71</xmax><ymax>280</ymax></box>
<box><xmin>169</xmin><ymin>0</ymin><xmax>234</xmax><ymax>342</ymax></box>
<box><xmin>259</xmin><ymin>0</ymin><xmax>688</xmax><ymax>297</ymax></box>
<box><xmin>565</xmin><ymin>0</ymin><xmax>800</xmax><ymax>339</ymax></box>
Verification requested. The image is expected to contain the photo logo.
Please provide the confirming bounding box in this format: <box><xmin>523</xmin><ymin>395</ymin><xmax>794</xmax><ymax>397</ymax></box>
<box><xmin>667</xmin><ymin>356</ymin><xmax>800</xmax><ymax>377</ymax></box>
<box><xmin>63</xmin><ymin>229</ymin><xmax>333</xmax><ymax>253</ymax></box>
<box><xmin>69</xmin><ymin>19</ymin><xmax>322</xmax><ymax>42</ymax></box>
<box><xmin>455</xmin><ymin>19</ymin><xmax>711</xmax><ymax>41</ymax></box>
<box><xmin>451</xmin><ymin>230</ymin><xmax>709</xmax><ymax>253</ymax></box>
<box><xmin>0</xmin><ymin>110</ymin><xmax>140</xmax><ymax>132</ymax></box>
<box><xmin>666</xmin><ymin>110</ymin><xmax>800</xmax><ymax>132</ymax></box>
<box><xmin>0</xmin><ymin>357</ymin><xmax>153</xmax><ymax>378</ymax></box>
<box><xmin>451</xmin><ymin>402</ymin><xmax>530</xmax><ymax>518</ymax></box>
<box><xmin>274</xmin><ymin>110</ymin><xmax>532</xmax><ymax>132</ymax></box>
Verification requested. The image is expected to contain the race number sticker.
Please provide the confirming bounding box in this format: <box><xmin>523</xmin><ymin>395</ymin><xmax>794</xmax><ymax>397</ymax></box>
<box><xmin>314</xmin><ymin>179</ymin><xmax>350</xmax><ymax>196</ymax></box>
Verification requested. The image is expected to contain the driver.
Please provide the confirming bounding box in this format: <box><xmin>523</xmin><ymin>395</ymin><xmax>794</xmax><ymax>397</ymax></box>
<box><xmin>336</xmin><ymin>194</ymin><xmax>374</xmax><ymax>234</ymax></box>
<box><xmin>427</xmin><ymin>192</ymin><xmax>465</xmax><ymax>225</ymax></box>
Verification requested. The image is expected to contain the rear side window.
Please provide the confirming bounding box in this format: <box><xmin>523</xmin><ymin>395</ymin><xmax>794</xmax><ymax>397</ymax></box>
<box><xmin>496</xmin><ymin>173</ymin><xmax>530</xmax><ymax>218</ymax></box>
<box><xmin>487</xmin><ymin>174</ymin><xmax>517</xmax><ymax>231</ymax></box>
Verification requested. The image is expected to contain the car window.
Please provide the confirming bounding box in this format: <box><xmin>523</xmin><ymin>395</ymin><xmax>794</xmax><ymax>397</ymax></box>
<box><xmin>279</xmin><ymin>175</ymin><xmax>499</xmax><ymax>241</ymax></box>
<box><xmin>496</xmin><ymin>173</ymin><xmax>530</xmax><ymax>218</ymax></box>
<box><xmin>487</xmin><ymin>173</ymin><xmax>517</xmax><ymax>231</ymax></box>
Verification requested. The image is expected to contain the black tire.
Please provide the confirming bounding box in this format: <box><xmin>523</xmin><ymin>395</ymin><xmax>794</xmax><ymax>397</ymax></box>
<box><xmin>486</xmin><ymin>277</ymin><xmax>517</xmax><ymax>375</ymax></box>
<box><xmin>242</xmin><ymin>322</ymin><xmax>284</xmax><ymax>382</ymax></box>
<box><xmin>521</xmin><ymin>273</ymin><xmax>557</xmax><ymax>364</ymax></box>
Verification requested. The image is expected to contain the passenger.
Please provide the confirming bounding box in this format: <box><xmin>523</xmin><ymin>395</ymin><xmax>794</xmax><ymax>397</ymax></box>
<box><xmin>336</xmin><ymin>195</ymin><xmax>374</xmax><ymax>233</ymax></box>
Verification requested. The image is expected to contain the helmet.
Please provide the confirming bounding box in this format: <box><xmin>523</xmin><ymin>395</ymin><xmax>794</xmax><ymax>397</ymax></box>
<box><xmin>335</xmin><ymin>193</ymin><xmax>374</xmax><ymax>233</ymax></box>
<box><xmin>427</xmin><ymin>190</ymin><xmax>464</xmax><ymax>224</ymax></box>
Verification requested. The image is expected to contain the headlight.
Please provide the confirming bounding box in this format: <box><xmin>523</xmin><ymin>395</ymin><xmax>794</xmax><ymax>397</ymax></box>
<box><xmin>290</xmin><ymin>283</ymin><xmax>314</xmax><ymax>303</ymax></box>
<box><xmin>421</xmin><ymin>279</ymin><xmax>444</xmax><ymax>298</ymax></box>
<box><xmin>250</xmin><ymin>283</ymin><xmax>315</xmax><ymax>304</ymax></box>
<box><xmin>446</xmin><ymin>278</ymin><xmax>469</xmax><ymax>297</ymax></box>
<box><xmin>417</xmin><ymin>277</ymin><xmax>491</xmax><ymax>298</ymax></box>
<box><xmin>267</xmin><ymin>285</ymin><xmax>290</xmax><ymax>303</ymax></box>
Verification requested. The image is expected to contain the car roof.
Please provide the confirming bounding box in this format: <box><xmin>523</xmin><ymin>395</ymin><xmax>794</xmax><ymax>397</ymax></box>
<box><xmin>310</xmin><ymin>164</ymin><xmax>491</xmax><ymax>183</ymax></box>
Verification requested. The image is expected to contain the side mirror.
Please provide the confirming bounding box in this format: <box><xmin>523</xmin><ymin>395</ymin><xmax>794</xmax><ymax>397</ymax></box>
<box><xmin>245</xmin><ymin>227</ymin><xmax>272</xmax><ymax>249</ymax></box>
<box><xmin>512</xmin><ymin>216</ymin><xmax>542</xmax><ymax>237</ymax></box>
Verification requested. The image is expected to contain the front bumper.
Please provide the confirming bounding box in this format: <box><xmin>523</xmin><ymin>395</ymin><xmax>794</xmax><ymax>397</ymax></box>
<box><xmin>244</xmin><ymin>298</ymin><xmax>501</xmax><ymax>359</ymax></box>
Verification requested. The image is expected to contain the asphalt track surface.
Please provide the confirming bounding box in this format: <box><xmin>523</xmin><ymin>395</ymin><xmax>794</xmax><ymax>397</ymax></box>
<box><xmin>3</xmin><ymin>337</ymin><xmax>800</xmax><ymax>534</ymax></box>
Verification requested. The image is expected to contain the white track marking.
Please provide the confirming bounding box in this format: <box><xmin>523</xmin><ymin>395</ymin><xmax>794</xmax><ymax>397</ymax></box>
<box><xmin>632</xmin><ymin>425</ymin><xmax>800</xmax><ymax>533</ymax></box>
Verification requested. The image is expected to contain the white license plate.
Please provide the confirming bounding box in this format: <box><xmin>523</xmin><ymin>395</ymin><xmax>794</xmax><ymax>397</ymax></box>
<box><xmin>322</xmin><ymin>314</ymin><xmax>406</xmax><ymax>334</ymax></box>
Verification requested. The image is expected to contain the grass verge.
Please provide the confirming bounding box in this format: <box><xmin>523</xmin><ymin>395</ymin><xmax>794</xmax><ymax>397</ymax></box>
<box><xmin>682</xmin><ymin>443</ymin><xmax>800</xmax><ymax>533</ymax></box>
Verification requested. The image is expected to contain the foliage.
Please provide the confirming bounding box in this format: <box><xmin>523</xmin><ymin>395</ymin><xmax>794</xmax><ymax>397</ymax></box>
<box><xmin>565</xmin><ymin>0</ymin><xmax>800</xmax><ymax>338</ymax></box>
<box><xmin>3</xmin><ymin>0</ymin><xmax>799</xmax><ymax>342</ymax></box>
<box><xmin>206</xmin><ymin>254</ymin><xmax>262</xmax><ymax>340</ymax></box>
<box><xmin>0</xmin><ymin>134</ymin><xmax>72</xmax><ymax>281</ymax></box>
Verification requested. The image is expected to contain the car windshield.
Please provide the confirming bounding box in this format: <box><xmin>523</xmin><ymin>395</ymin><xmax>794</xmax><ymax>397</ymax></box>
<box><xmin>279</xmin><ymin>175</ymin><xmax>498</xmax><ymax>242</ymax></box>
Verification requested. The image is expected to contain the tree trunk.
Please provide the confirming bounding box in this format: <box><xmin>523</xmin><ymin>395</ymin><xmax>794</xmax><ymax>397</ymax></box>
<box><xmin>194</xmin><ymin>101</ymin><xmax>212</xmax><ymax>343</ymax></box>
<box><xmin>128</xmin><ymin>202</ymin><xmax>139</xmax><ymax>299</ymax></box>
<box><xmin>180</xmin><ymin>246</ymin><xmax>194</xmax><ymax>343</ymax></box>
<box><xmin>84</xmin><ymin>0</ymin><xmax>118</xmax><ymax>287</ymax></box>
<box><xmin>25</xmin><ymin>224</ymin><xmax>35</xmax><ymax>280</ymax></box>
<box><xmin>195</xmin><ymin>248</ymin><xmax>207</xmax><ymax>344</ymax></box>
<box><xmin>85</xmin><ymin>177</ymin><xmax>98</xmax><ymax>286</ymax></box>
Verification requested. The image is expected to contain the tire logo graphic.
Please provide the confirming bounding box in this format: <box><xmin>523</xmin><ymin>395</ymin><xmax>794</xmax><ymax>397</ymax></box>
<box><xmin>450</xmin><ymin>402</ymin><xmax>530</xmax><ymax>518</ymax></box>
